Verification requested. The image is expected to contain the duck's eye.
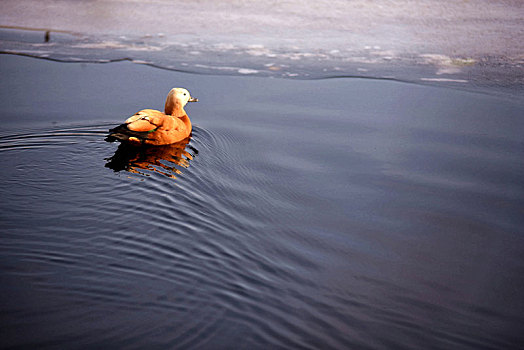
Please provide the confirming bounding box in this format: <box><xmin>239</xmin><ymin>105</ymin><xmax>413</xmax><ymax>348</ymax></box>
<box><xmin>184</xmin><ymin>93</ymin><xmax>187</xmax><ymax>96</ymax></box>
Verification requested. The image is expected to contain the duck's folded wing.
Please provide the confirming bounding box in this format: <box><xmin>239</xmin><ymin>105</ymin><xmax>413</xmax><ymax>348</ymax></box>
<box><xmin>125</xmin><ymin>110</ymin><xmax>164</xmax><ymax>132</ymax></box>
<box><xmin>106</xmin><ymin>110</ymin><xmax>166</xmax><ymax>143</ymax></box>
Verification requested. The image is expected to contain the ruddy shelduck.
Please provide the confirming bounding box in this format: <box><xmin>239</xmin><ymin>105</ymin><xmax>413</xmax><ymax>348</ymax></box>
<box><xmin>107</xmin><ymin>88</ymin><xmax>198</xmax><ymax>146</ymax></box>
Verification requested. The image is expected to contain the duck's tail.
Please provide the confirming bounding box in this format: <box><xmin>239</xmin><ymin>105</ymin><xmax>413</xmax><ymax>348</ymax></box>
<box><xmin>106</xmin><ymin>124</ymin><xmax>150</xmax><ymax>144</ymax></box>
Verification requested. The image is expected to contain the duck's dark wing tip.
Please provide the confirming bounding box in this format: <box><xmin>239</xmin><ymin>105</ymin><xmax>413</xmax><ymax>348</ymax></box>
<box><xmin>106</xmin><ymin>124</ymin><xmax>150</xmax><ymax>143</ymax></box>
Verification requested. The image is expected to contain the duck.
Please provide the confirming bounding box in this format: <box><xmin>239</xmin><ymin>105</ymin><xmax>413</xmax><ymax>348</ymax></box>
<box><xmin>107</xmin><ymin>88</ymin><xmax>198</xmax><ymax>146</ymax></box>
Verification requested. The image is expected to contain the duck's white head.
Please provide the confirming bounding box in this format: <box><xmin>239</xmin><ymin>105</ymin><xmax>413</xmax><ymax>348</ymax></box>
<box><xmin>165</xmin><ymin>87</ymin><xmax>198</xmax><ymax>116</ymax></box>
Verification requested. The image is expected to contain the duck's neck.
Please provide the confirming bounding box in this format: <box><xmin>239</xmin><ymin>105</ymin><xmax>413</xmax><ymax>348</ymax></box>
<box><xmin>165</xmin><ymin>100</ymin><xmax>186</xmax><ymax>118</ymax></box>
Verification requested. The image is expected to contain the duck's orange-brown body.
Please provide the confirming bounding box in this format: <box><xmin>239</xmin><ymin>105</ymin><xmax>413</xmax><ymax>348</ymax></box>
<box><xmin>108</xmin><ymin>88</ymin><xmax>197</xmax><ymax>146</ymax></box>
<box><xmin>125</xmin><ymin>109</ymin><xmax>192</xmax><ymax>146</ymax></box>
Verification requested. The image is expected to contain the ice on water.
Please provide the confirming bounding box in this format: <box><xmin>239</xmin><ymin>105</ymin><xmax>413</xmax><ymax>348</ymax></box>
<box><xmin>0</xmin><ymin>0</ymin><xmax>522</xmax><ymax>94</ymax></box>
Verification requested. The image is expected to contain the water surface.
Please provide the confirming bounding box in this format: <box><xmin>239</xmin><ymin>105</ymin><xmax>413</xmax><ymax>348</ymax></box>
<box><xmin>1</xmin><ymin>54</ymin><xmax>524</xmax><ymax>349</ymax></box>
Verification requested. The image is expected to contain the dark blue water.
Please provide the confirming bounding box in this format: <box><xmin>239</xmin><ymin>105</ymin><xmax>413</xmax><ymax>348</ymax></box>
<box><xmin>1</xmin><ymin>54</ymin><xmax>524</xmax><ymax>349</ymax></box>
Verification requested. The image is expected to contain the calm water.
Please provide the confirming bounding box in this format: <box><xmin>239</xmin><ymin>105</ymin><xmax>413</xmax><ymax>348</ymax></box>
<box><xmin>1</xmin><ymin>54</ymin><xmax>524</xmax><ymax>349</ymax></box>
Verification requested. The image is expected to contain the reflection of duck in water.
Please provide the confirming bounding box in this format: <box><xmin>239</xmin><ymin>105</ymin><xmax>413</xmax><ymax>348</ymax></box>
<box><xmin>106</xmin><ymin>87</ymin><xmax>198</xmax><ymax>146</ymax></box>
<box><xmin>105</xmin><ymin>137</ymin><xmax>198</xmax><ymax>178</ymax></box>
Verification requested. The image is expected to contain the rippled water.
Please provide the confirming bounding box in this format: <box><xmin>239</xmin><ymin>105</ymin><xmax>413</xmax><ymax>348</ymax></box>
<box><xmin>1</xmin><ymin>54</ymin><xmax>524</xmax><ymax>349</ymax></box>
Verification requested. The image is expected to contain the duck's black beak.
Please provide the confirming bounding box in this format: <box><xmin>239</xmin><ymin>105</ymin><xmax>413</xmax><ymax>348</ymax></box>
<box><xmin>188</xmin><ymin>97</ymin><xmax>198</xmax><ymax>102</ymax></box>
